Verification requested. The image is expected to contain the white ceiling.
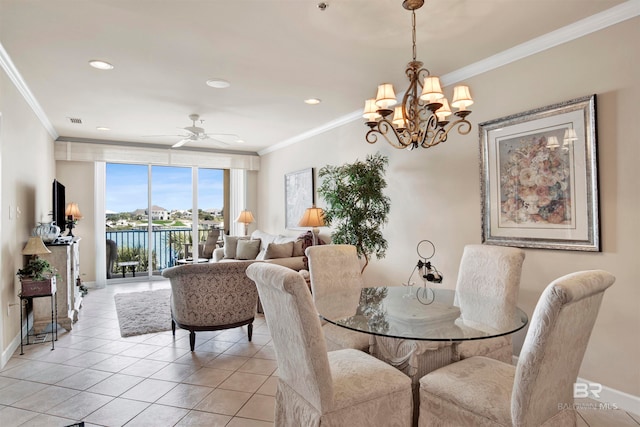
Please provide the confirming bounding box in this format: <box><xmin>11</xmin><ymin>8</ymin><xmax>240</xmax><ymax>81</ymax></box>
<box><xmin>0</xmin><ymin>0</ymin><xmax>631</xmax><ymax>154</ymax></box>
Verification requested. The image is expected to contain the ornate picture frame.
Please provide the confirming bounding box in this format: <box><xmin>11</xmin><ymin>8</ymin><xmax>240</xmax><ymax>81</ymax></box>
<box><xmin>479</xmin><ymin>95</ymin><xmax>599</xmax><ymax>251</ymax></box>
<box><xmin>285</xmin><ymin>168</ymin><xmax>314</xmax><ymax>230</ymax></box>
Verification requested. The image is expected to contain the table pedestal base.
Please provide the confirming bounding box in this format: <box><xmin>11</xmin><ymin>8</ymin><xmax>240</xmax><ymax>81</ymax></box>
<box><xmin>369</xmin><ymin>336</ymin><xmax>458</xmax><ymax>425</ymax></box>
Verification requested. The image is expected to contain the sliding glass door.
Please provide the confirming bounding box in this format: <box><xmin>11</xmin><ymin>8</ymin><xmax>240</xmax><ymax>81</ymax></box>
<box><xmin>105</xmin><ymin>163</ymin><xmax>225</xmax><ymax>280</ymax></box>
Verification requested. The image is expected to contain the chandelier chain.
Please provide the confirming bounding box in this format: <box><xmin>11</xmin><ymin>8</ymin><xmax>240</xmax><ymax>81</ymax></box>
<box><xmin>411</xmin><ymin>10</ymin><xmax>417</xmax><ymax>62</ymax></box>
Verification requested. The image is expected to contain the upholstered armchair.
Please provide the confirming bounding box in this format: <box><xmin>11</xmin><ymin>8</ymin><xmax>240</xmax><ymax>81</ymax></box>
<box><xmin>161</xmin><ymin>261</ymin><xmax>258</xmax><ymax>351</ymax></box>
<box><xmin>455</xmin><ymin>244</ymin><xmax>525</xmax><ymax>362</ymax></box>
<box><xmin>246</xmin><ymin>262</ymin><xmax>413</xmax><ymax>427</ymax></box>
<box><xmin>306</xmin><ymin>244</ymin><xmax>371</xmax><ymax>352</ymax></box>
<box><xmin>419</xmin><ymin>270</ymin><xmax>615</xmax><ymax>426</ymax></box>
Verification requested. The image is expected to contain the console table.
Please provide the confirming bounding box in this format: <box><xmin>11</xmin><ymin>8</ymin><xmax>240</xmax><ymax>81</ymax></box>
<box><xmin>33</xmin><ymin>238</ymin><xmax>81</xmax><ymax>332</ymax></box>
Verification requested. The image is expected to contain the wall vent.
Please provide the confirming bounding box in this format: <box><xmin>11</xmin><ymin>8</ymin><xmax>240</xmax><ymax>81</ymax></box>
<box><xmin>67</xmin><ymin>117</ymin><xmax>83</xmax><ymax>124</ymax></box>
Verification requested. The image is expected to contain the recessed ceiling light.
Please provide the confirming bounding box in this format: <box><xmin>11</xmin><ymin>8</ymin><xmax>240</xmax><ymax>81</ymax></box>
<box><xmin>206</xmin><ymin>79</ymin><xmax>231</xmax><ymax>88</ymax></box>
<box><xmin>304</xmin><ymin>98</ymin><xmax>321</xmax><ymax>105</ymax></box>
<box><xmin>236</xmin><ymin>139</ymin><xmax>245</xmax><ymax>144</ymax></box>
<box><xmin>96</xmin><ymin>126</ymin><xmax>110</xmax><ymax>131</ymax></box>
<box><xmin>89</xmin><ymin>60</ymin><xmax>114</xmax><ymax>70</ymax></box>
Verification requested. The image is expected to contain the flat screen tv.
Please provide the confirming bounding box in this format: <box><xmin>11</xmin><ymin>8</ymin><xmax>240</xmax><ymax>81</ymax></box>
<box><xmin>52</xmin><ymin>179</ymin><xmax>66</xmax><ymax>234</ymax></box>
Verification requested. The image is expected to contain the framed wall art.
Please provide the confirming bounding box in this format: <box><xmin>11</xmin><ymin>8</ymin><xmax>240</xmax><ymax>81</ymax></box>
<box><xmin>479</xmin><ymin>95</ymin><xmax>599</xmax><ymax>251</ymax></box>
<box><xmin>285</xmin><ymin>168</ymin><xmax>314</xmax><ymax>230</ymax></box>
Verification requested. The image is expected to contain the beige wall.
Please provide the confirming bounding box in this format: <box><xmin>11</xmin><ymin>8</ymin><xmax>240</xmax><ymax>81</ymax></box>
<box><xmin>0</xmin><ymin>67</ymin><xmax>56</xmax><ymax>359</ymax></box>
<box><xmin>56</xmin><ymin>161</ymin><xmax>96</xmax><ymax>282</ymax></box>
<box><xmin>258</xmin><ymin>18</ymin><xmax>640</xmax><ymax>396</ymax></box>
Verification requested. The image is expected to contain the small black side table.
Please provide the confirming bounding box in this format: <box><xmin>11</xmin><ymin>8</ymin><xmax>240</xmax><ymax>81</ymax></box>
<box><xmin>19</xmin><ymin>290</ymin><xmax>58</xmax><ymax>355</ymax></box>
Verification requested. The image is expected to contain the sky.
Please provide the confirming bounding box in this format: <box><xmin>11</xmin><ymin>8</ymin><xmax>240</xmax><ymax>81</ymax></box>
<box><xmin>106</xmin><ymin>163</ymin><xmax>224</xmax><ymax>213</ymax></box>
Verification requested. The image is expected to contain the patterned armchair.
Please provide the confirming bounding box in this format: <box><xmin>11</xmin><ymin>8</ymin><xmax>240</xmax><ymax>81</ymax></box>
<box><xmin>161</xmin><ymin>261</ymin><xmax>258</xmax><ymax>351</ymax></box>
<box><xmin>418</xmin><ymin>270</ymin><xmax>615</xmax><ymax>426</ymax></box>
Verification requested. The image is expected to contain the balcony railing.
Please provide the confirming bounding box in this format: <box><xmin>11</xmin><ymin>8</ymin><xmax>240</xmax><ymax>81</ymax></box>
<box><xmin>106</xmin><ymin>227</ymin><xmax>216</xmax><ymax>277</ymax></box>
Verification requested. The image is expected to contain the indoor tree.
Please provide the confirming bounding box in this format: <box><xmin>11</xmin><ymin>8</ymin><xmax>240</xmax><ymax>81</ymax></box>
<box><xmin>318</xmin><ymin>152</ymin><xmax>390</xmax><ymax>273</ymax></box>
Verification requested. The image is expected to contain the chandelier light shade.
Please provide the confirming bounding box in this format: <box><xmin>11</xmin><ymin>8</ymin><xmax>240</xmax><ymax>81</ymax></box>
<box><xmin>364</xmin><ymin>0</ymin><xmax>474</xmax><ymax>150</ymax></box>
<box><xmin>298</xmin><ymin>205</ymin><xmax>325</xmax><ymax>246</ymax></box>
<box><xmin>235</xmin><ymin>210</ymin><xmax>255</xmax><ymax>236</ymax></box>
<box><xmin>22</xmin><ymin>236</ymin><xmax>51</xmax><ymax>257</ymax></box>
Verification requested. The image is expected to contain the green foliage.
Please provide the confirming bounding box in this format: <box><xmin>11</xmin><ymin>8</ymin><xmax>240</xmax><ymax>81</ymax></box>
<box><xmin>318</xmin><ymin>152</ymin><xmax>390</xmax><ymax>272</ymax></box>
<box><xmin>17</xmin><ymin>257</ymin><xmax>58</xmax><ymax>281</ymax></box>
<box><xmin>116</xmin><ymin>246</ymin><xmax>157</xmax><ymax>272</ymax></box>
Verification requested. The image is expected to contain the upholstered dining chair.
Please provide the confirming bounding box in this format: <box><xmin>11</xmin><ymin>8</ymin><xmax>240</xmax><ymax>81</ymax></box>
<box><xmin>246</xmin><ymin>262</ymin><xmax>413</xmax><ymax>427</ymax></box>
<box><xmin>306</xmin><ymin>244</ymin><xmax>371</xmax><ymax>352</ymax></box>
<box><xmin>418</xmin><ymin>270</ymin><xmax>615</xmax><ymax>426</ymax></box>
<box><xmin>454</xmin><ymin>244</ymin><xmax>526</xmax><ymax>362</ymax></box>
<box><xmin>162</xmin><ymin>261</ymin><xmax>258</xmax><ymax>351</ymax></box>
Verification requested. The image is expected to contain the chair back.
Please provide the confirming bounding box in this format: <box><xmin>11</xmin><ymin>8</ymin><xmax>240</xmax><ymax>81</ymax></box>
<box><xmin>246</xmin><ymin>262</ymin><xmax>334</xmax><ymax>413</ymax></box>
<box><xmin>306</xmin><ymin>245</ymin><xmax>364</xmax><ymax>299</ymax></box>
<box><xmin>162</xmin><ymin>261</ymin><xmax>258</xmax><ymax>327</ymax></box>
<box><xmin>455</xmin><ymin>244</ymin><xmax>525</xmax><ymax>330</ymax></box>
<box><xmin>512</xmin><ymin>270</ymin><xmax>615</xmax><ymax>426</ymax></box>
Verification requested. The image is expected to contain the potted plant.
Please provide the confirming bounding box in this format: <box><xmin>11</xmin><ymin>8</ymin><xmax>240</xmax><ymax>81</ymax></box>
<box><xmin>318</xmin><ymin>152</ymin><xmax>391</xmax><ymax>273</ymax></box>
<box><xmin>17</xmin><ymin>257</ymin><xmax>58</xmax><ymax>296</ymax></box>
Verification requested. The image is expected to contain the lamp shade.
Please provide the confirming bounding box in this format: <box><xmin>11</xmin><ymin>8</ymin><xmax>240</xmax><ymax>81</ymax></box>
<box><xmin>375</xmin><ymin>83</ymin><xmax>397</xmax><ymax>109</ymax></box>
<box><xmin>298</xmin><ymin>206</ymin><xmax>325</xmax><ymax>228</ymax></box>
<box><xmin>363</xmin><ymin>99</ymin><xmax>381</xmax><ymax>121</ymax></box>
<box><xmin>420</xmin><ymin>76</ymin><xmax>444</xmax><ymax>103</ymax></box>
<box><xmin>451</xmin><ymin>85</ymin><xmax>474</xmax><ymax>109</ymax></box>
<box><xmin>65</xmin><ymin>202</ymin><xmax>83</xmax><ymax>220</ymax></box>
<box><xmin>22</xmin><ymin>236</ymin><xmax>51</xmax><ymax>256</ymax></box>
<box><xmin>235</xmin><ymin>210</ymin><xmax>255</xmax><ymax>225</ymax></box>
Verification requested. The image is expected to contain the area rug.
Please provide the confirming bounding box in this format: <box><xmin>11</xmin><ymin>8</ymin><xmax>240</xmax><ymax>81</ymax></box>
<box><xmin>114</xmin><ymin>289</ymin><xmax>171</xmax><ymax>337</ymax></box>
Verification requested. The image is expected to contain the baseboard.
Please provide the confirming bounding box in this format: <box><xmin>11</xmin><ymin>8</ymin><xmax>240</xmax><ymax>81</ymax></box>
<box><xmin>511</xmin><ymin>355</ymin><xmax>639</xmax><ymax>414</ymax></box>
<box><xmin>0</xmin><ymin>312</ymin><xmax>33</xmax><ymax>369</ymax></box>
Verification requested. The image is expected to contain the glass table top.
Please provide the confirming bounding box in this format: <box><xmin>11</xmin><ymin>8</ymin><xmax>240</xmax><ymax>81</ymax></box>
<box><xmin>314</xmin><ymin>285</ymin><xmax>528</xmax><ymax>342</ymax></box>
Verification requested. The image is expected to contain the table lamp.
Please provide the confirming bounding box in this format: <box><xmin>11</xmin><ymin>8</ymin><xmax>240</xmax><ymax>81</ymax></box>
<box><xmin>298</xmin><ymin>205</ymin><xmax>325</xmax><ymax>246</ymax></box>
<box><xmin>22</xmin><ymin>236</ymin><xmax>51</xmax><ymax>259</ymax></box>
<box><xmin>65</xmin><ymin>202</ymin><xmax>83</xmax><ymax>237</ymax></box>
<box><xmin>235</xmin><ymin>210</ymin><xmax>255</xmax><ymax>236</ymax></box>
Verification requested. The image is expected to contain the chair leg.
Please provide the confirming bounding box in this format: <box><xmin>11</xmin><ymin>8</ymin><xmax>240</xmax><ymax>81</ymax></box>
<box><xmin>189</xmin><ymin>330</ymin><xmax>196</xmax><ymax>351</ymax></box>
<box><xmin>171</xmin><ymin>320</ymin><xmax>176</xmax><ymax>336</ymax></box>
<box><xmin>248</xmin><ymin>323</ymin><xmax>253</xmax><ymax>342</ymax></box>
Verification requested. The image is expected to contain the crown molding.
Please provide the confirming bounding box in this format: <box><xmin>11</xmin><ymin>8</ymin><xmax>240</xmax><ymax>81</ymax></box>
<box><xmin>0</xmin><ymin>42</ymin><xmax>58</xmax><ymax>140</ymax></box>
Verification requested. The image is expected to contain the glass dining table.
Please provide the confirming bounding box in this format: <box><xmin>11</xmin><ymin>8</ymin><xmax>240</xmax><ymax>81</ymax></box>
<box><xmin>314</xmin><ymin>285</ymin><xmax>528</xmax><ymax>343</ymax></box>
<box><xmin>315</xmin><ymin>285</ymin><xmax>528</xmax><ymax>424</ymax></box>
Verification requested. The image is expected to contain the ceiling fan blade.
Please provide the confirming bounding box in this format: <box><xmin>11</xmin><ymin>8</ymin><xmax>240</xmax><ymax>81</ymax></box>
<box><xmin>204</xmin><ymin>133</ymin><xmax>241</xmax><ymax>145</ymax></box>
<box><xmin>172</xmin><ymin>139</ymin><xmax>190</xmax><ymax>148</ymax></box>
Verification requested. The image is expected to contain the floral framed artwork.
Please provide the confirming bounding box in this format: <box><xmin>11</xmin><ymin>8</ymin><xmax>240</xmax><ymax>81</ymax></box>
<box><xmin>285</xmin><ymin>168</ymin><xmax>314</xmax><ymax>230</ymax></box>
<box><xmin>479</xmin><ymin>95</ymin><xmax>599</xmax><ymax>251</ymax></box>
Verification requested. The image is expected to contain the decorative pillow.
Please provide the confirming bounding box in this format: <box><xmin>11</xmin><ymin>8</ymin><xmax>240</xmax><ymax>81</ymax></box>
<box><xmin>292</xmin><ymin>239</ymin><xmax>305</xmax><ymax>257</ymax></box>
<box><xmin>223</xmin><ymin>235</ymin><xmax>248</xmax><ymax>259</ymax></box>
<box><xmin>264</xmin><ymin>241</ymin><xmax>294</xmax><ymax>259</ymax></box>
<box><xmin>236</xmin><ymin>239</ymin><xmax>261</xmax><ymax>260</ymax></box>
<box><xmin>202</xmin><ymin>233</ymin><xmax>219</xmax><ymax>258</ymax></box>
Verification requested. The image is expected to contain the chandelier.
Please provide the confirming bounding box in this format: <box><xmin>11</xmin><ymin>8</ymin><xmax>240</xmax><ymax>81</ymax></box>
<box><xmin>363</xmin><ymin>0</ymin><xmax>474</xmax><ymax>150</ymax></box>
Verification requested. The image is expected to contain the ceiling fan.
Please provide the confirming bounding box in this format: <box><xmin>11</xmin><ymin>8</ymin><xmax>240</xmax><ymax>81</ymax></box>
<box><xmin>146</xmin><ymin>114</ymin><xmax>241</xmax><ymax>148</ymax></box>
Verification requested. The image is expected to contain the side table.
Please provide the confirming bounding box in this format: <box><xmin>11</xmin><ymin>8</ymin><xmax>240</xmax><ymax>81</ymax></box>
<box><xmin>20</xmin><ymin>290</ymin><xmax>58</xmax><ymax>354</ymax></box>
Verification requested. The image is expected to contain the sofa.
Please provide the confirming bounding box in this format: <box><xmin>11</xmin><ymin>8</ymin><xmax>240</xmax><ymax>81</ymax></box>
<box><xmin>212</xmin><ymin>229</ymin><xmax>308</xmax><ymax>271</ymax></box>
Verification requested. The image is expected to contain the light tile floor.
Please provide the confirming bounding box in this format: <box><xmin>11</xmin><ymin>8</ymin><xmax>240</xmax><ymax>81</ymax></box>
<box><xmin>0</xmin><ymin>280</ymin><xmax>275</xmax><ymax>427</ymax></box>
<box><xmin>0</xmin><ymin>279</ymin><xmax>637</xmax><ymax>426</ymax></box>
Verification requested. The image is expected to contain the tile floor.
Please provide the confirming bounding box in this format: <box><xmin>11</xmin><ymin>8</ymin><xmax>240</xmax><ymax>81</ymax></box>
<box><xmin>0</xmin><ymin>279</ymin><xmax>638</xmax><ymax>426</ymax></box>
<box><xmin>1</xmin><ymin>279</ymin><xmax>275</xmax><ymax>427</ymax></box>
